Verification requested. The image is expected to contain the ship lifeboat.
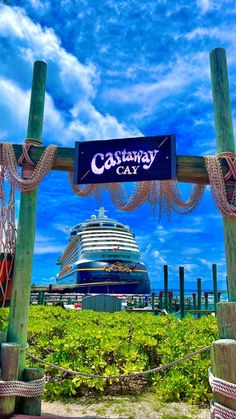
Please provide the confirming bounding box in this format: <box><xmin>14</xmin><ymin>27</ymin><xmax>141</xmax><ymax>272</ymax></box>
<box><xmin>0</xmin><ymin>253</ymin><xmax>14</xmax><ymax>303</ymax></box>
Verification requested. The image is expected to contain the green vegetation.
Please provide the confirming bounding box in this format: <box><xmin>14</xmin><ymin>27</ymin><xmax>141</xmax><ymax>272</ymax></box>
<box><xmin>0</xmin><ymin>307</ymin><xmax>218</xmax><ymax>405</ymax></box>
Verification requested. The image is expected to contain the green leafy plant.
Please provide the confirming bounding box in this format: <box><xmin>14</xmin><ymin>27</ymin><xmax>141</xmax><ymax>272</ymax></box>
<box><xmin>0</xmin><ymin>307</ymin><xmax>218</xmax><ymax>404</ymax></box>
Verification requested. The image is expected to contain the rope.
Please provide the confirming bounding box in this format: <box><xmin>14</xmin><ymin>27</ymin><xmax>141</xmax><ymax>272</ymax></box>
<box><xmin>209</xmin><ymin>368</ymin><xmax>236</xmax><ymax>418</ymax></box>
<box><xmin>204</xmin><ymin>153</ymin><xmax>236</xmax><ymax>216</ymax></box>
<box><xmin>1</xmin><ymin>143</ymin><xmax>57</xmax><ymax>192</ymax></box>
<box><xmin>0</xmin><ymin>376</ymin><xmax>45</xmax><ymax>397</ymax></box>
<box><xmin>209</xmin><ymin>367</ymin><xmax>236</xmax><ymax>399</ymax></box>
<box><xmin>210</xmin><ymin>401</ymin><xmax>236</xmax><ymax>419</ymax></box>
<box><xmin>27</xmin><ymin>344</ymin><xmax>212</xmax><ymax>380</ymax></box>
<box><xmin>70</xmin><ymin>175</ymin><xmax>205</xmax><ymax>219</ymax></box>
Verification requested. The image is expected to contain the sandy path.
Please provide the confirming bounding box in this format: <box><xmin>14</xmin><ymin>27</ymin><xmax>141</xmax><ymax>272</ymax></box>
<box><xmin>42</xmin><ymin>399</ymin><xmax>210</xmax><ymax>418</ymax></box>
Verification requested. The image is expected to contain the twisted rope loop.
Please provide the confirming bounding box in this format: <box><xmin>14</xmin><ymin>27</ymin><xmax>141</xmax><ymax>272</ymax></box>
<box><xmin>211</xmin><ymin>401</ymin><xmax>236</xmax><ymax>419</ymax></box>
<box><xmin>209</xmin><ymin>368</ymin><xmax>236</xmax><ymax>418</ymax></box>
<box><xmin>204</xmin><ymin>153</ymin><xmax>236</xmax><ymax>217</ymax></box>
<box><xmin>1</xmin><ymin>142</ymin><xmax>57</xmax><ymax>192</ymax></box>
<box><xmin>70</xmin><ymin>174</ymin><xmax>205</xmax><ymax>220</ymax></box>
<box><xmin>0</xmin><ymin>376</ymin><xmax>45</xmax><ymax>397</ymax></box>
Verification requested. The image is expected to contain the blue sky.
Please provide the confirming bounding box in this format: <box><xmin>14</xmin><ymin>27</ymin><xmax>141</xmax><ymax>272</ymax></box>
<box><xmin>1</xmin><ymin>0</ymin><xmax>236</xmax><ymax>292</ymax></box>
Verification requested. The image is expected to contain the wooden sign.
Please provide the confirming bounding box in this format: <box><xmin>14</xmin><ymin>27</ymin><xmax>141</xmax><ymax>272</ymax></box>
<box><xmin>74</xmin><ymin>135</ymin><xmax>176</xmax><ymax>184</ymax></box>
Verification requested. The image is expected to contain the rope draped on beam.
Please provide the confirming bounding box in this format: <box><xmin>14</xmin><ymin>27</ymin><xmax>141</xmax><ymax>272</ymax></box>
<box><xmin>1</xmin><ymin>143</ymin><xmax>236</xmax><ymax>218</ymax></box>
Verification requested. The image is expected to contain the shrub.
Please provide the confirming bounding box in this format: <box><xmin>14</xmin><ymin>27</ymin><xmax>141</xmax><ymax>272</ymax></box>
<box><xmin>0</xmin><ymin>307</ymin><xmax>218</xmax><ymax>404</ymax></box>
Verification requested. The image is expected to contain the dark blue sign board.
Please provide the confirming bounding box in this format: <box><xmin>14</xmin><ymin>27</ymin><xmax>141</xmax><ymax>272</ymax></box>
<box><xmin>74</xmin><ymin>135</ymin><xmax>176</xmax><ymax>184</ymax></box>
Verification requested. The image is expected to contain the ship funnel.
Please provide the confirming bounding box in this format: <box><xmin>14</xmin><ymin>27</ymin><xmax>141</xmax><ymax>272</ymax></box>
<box><xmin>97</xmin><ymin>207</ymin><xmax>108</xmax><ymax>218</ymax></box>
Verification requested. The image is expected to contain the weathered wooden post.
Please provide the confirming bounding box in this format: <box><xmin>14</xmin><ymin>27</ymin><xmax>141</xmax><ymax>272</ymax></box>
<box><xmin>210</xmin><ymin>47</ymin><xmax>236</xmax><ymax>413</ymax></box>
<box><xmin>0</xmin><ymin>343</ymin><xmax>21</xmax><ymax>417</ymax></box>
<box><xmin>192</xmin><ymin>293</ymin><xmax>196</xmax><ymax>311</ymax></box>
<box><xmin>204</xmin><ymin>292</ymin><xmax>209</xmax><ymax>311</ymax></box>
<box><xmin>168</xmin><ymin>291</ymin><xmax>173</xmax><ymax>313</ymax></box>
<box><xmin>197</xmin><ymin>278</ymin><xmax>202</xmax><ymax>319</ymax></box>
<box><xmin>212</xmin><ymin>264</ymin><xmax>218</xmax><ymax>311</ymax></box>
<box><xmin>4</xmin><ymin>61</ymin><xmax>47</xmax><ymax>415</ymax></box>
<box><xmin>179</xmin><ymin>266</ymin><xmax>185</xmax><ymax>319</ymax></box>
<box><xmin>164</xmin><ymin>264</ymin><xmax>168</xmax><ymax>311</ymax></box>
<box><xmin>159</xmin><ymin>291</ymin><xmax>163</xmax><ymax>309</ymax></box>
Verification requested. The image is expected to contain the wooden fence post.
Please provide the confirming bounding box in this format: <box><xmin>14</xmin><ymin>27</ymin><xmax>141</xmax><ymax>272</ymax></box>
<box><xmin>7</xmin><ymin>61</ymin><xmax>47</xmax><ymax>381</ymax></box>
<box><xmin>212</xmin><ymin>264</ymin><xmax>218</xmax><ymax>311</ymax></box>
<box><xmin>22</xmin><ymin>367</ymin><xmax>44</xmax><ymax>415</ymax></box>
<box><xmin>212</xmin><ymin>340</ymin><xmax>236</xmax><ymax>411</ymax></box>
<box><xmin>179</xmin><ymin>266</ymin><xmax>185</xmax><ymax>319</ymax></box>
<box><xmin>164</xmin><ymin>265</ymin><xmax>168</xmax><ymax>311</ymax></box>
<box><xmin>209</xmin><ymin>47</ymin><xmax>236</xmax><ymax>413</ymax></box>
<box><xmin>210</xmin><ymin>48</ymin><xmax>236</xmax><ymax>302</ymax></box>
<box><xmin>0</xmin><ymin>343</ymin><xmax>20</xmax><ymax>417</ymax></box>
<box><xmin>197</xmin><ymin>278</ymin><xmax>202</xmax><ymax>319</ymax></box>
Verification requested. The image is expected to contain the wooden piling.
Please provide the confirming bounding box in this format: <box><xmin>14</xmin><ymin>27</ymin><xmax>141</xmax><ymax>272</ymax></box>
<box><xmin>7</xmin><ymin>61</ymin><xmax>47</xmax><ymax>380</ymax></box>
<box><xmin>212</xmin><ymin>339</ymin><xmax>236</xmax><ymax>411</ymax></box>
<box><xmin>0</xmin><ymin>343</ymin><xmax>20</xmax><ymax>417</ymax></box>
<box><xmin>212</xmin><ymin>264</ymin><xmax>218</xmax><ymax>311</ymax></box>
<box><xmin>164</xmin><ymin>265</ymin><xmax>168</xmax><ymax>311</ymax></box>
<box><xmin>204</xmin><ymin>292</ymin><xmax>209</xmax><ymax>311</ymax></box>
<box><xmin>209</xmin><ymin>47</ymin><xmax>236</xmax><ymax>415</ymax></box>
<box><xmin>151</xmin><ymin>292</ymin><xmax>155</xmax><ymax>311</ymax></box>
<box><xmin>179</xmin><ymin>266</ymin><xmax>185</xmax><ymax>319</ymax></box>
<box><xmin>168</xmin><ymin>292</ymin><xmax>173</xmax><ymax>313</ymax></box>
<box><xmin>22</xmin><ymin>368</ymin><xmax>44</xmax><ymax>415</ymax></box>
<box><xmin>210</xmin><ymin>48</ymin><xmax>236</xmax><ymax>302</ymax></box>
<box><xmin>192</xmin><ymin>293</ymin><xmax>196</xmax><ymax>311</ymax></box>
<box><xmin>197</xmin><ymin>278</ymin><xmax>202</xmax><ymax>319</ymax></box>
<box><xmin>217</xmin><ymin>302</ymin><xmax>236</xmax><ymax>339</ymax></box>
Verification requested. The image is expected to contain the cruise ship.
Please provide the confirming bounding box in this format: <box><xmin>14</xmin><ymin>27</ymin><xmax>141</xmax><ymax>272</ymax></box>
<box><xmin>56</xmin><ymin>208</ymin><xmax>151</xmax><ymax>294</ymax></box>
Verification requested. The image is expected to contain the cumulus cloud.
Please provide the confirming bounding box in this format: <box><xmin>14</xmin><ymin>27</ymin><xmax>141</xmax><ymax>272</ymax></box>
<box><xmin>0</xmin><ymin>5</ymin><xmax>141</xmax><ymax>145</ymax></box>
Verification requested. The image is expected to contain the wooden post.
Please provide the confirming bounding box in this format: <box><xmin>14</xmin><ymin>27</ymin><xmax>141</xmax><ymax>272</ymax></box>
<box><xmin>22</xmin><ymin>367</ymin><xmax>44</xmax><ymax>415</ymax></box>
<box><xmin>217</xmin><ymin>302</ymin><xmax>236</xmax><ymax>339</ymax></box>
<box><xmin>210</xmin><ymin>48</ymin><xmax>236</xmax><ymax>302</ymax></box>
<box><xmin>192</xmin><ymin>293</ymin><xmax>196</xmax><ymax>310</ymax></box>
<box><xmin>159</xmin><ymin>291</ymin><xmax>163</xmax><ymax>309</ymax></box>
<box><xmin>210</xmin><ymin>47</ymin><xmax>236</xmax><ymax>414</ymax></box>
<box><xmin>179</xmin><ymin>266</ymin><xmax>185</xmax><ymax>319</ymax></box>
<box><xmin>164</xmin><ymin>265</ymin><xmax>168</xmax><ymax>311</ymax></box>
<box><xmin>0</xmin><ymin>343</ymin><xmax>20</xmax><ymax>417</ymax></box>
<box><xmin>204</xmin><ymin>292</ymin><xmax>209</xmax><ymax>311</ymax></box>
<box><xmin>212</xmin><ymin>340</ymin><xmax>236</xmax><ymax>411</ymax></box>
<box><xmin>7</xmin><ymin>61</ymin><xmax>47</xmax><ymax>378</ymax></box>
<box><xmin>212</xmin><ymin>264</ymin><xmax>218</xmax><ymax>311</ymax></box>
<box><xmin>151</xmin><ymin>292</ymin><xmax>155</xmax><ymax>310</ymax></box>
<box><xmin>197</xmin><ymin>278</ymin><xmax>202</xmax><ymax>319</ymax></box>
<box><xmin>168</xmin><ymin>292</ymin><xmax>173</xmax><ymax>313</ymax></box>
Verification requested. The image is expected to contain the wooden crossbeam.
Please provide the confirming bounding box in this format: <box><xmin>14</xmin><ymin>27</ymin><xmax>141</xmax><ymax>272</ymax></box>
<box><xmin>10</xmin><ymin>143</ymin><xmax>230</xmax><ymax>185</ymax></box>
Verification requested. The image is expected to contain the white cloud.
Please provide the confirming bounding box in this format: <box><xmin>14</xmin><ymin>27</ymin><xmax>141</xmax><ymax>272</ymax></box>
<box><xmin>103</xmin><ymin>53</ymin><xmax>210</xmax><ymax>120</ymax></box>
<box><xmin>0</xmin><ymin>5</ymin><xmax>140</xmax><ymax>145</ymax></box>
<box><xmin>152</xmin><ymin>250</ymin><xmax>167</xmax><ymax>264</ymax></box>
<box><xmin>171</xmin><ymin>227</ymin><xmax>203</xmax><ymax>233</ymax></box>
<box><xmin>183</xmin><ymin>263</ymin><xmax>198</xmax><ymax>272</ymax></box>
<box><xmin>197</xmin><ymin>0</ymin><xmax>220</xmax><ymax>13</ymax></box>
<box><xmin>199</xmin><ymin>258</ymin><xmax>212</xmax><ymax>268</ymax></box>
<box><xmin>34</xmin><ymin>233</ymin><xmax>64</xmax><ymax>254</ymax></box>
<box><xmin>185</xmin><ymin>247</ymin><xmax>201</xmax><ymax>255</ymax></box>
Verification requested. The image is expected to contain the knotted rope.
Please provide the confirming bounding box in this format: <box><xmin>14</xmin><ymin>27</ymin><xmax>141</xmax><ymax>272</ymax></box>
<box><xmin>209</xmin><ymin>367</ymin><xmax>236</xmax><ymax>418</ymax></box>
<box><xmin>1</xmin><ymin>142</ymin><xmax>57</xmax><ymax>192</ymax></box>
<box><xmin>204</xmin><ymin>152</ymin><xmax>236</xmax><ymax>216</ymax></box>
<box><xmin>0</xmin><ymin>376</ymin><xmax>45</xmax><ymax>397</ymax></box>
